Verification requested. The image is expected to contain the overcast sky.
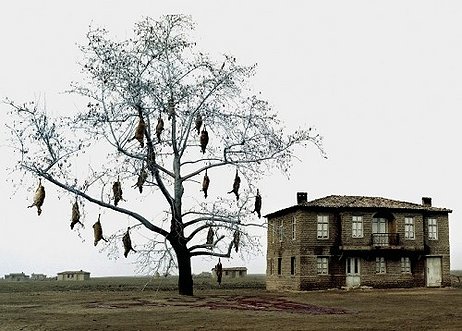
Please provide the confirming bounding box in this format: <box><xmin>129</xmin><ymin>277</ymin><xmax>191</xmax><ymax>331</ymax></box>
<box><xmin>1</xmin><ymin>1</ymin><xmax>461</xmax><ymax>277</ymax></box>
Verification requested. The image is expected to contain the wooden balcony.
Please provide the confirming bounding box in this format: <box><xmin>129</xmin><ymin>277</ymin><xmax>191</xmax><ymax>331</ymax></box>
<box><xmin>340</xmin><ymin>233</ymin><xmax>403</xmax><ymax>251</ymax></box>
<box><xmin>371</xmin><ymin>233</ymin><xmax>400</xmax><ymax>247</ymax></box>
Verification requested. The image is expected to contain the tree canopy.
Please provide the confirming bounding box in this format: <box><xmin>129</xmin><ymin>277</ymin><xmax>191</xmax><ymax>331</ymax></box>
<box><xmin>6</xmin><ymin>15</ymin><xmax>324</xmax><ymax>295</ymax></box>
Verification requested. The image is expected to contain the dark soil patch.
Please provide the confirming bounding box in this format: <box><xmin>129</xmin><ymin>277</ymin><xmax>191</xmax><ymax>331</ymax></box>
<box><xmin>86</xmin><ymin>295</ymin><xmax>347</xmax><ymax>314</ymax></box>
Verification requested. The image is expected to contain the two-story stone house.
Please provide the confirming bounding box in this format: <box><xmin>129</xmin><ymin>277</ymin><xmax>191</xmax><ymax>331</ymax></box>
<box><xmin>266</xmin><ymin>193</ymin><xmax>451</xmax><ymax>290</ymax></box>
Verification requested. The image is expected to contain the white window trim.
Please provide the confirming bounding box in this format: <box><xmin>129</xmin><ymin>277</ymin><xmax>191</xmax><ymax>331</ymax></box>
<box><xmin>317</xmin><ymin>215</ymin><xmax>329</xmax><ymax>239</ymax></box>
<box><xmin>375</xmin><ymin>257</ymin><xmax>386</xmax><ymax>274</ymax></box>
<box><xmin>279</xmin><ymin>220</ymin><xmax>284</xmax><ymax>242</ymax></box>
<box><xmin>427</xmin><ymin>218</ymin><xmax>438</xmax><ymax>240</ymax></box>
<box><xmin>292</xmin><ymin>216</ymin><xmax>296</xmax><ymax>240</ymax></box>
<box><xmin>317</xmin><ymin>256</ymin><xmax>329</xmax><ymax>275</ymax></box>
<box><xmin>401</xmin><ymin>257</ymin><xmax>411</xmax><ymax>273</ymax></box>
<box><xmin>404</xmin><ymin>217</ymin><xmax>415</xmax><ymax>240</ymax></box>
<box><xmin>352</xmin><ymin>215</ymin><xmax>364</xmax><ymax>238</ymax></box>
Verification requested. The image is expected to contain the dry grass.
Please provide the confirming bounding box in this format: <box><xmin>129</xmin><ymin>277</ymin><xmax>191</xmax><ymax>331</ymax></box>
<box><xmin>1</xmin><ymin>276</ymin><xmax>462</xmax><ymax>330</ymax></box>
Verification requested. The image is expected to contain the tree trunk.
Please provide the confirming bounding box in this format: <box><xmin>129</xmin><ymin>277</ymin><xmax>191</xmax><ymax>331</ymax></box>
<box><xmin>176</xmin><ymin>247</ymin><xmax>194</xmax><ymax>296</ymax></box>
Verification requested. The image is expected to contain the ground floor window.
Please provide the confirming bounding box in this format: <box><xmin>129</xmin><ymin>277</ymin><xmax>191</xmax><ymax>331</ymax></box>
<box><xmin>401</xmin><ymin>257</ymin><xmax>411</xmax><ymax>273</ymax></box>
<box><xmin>375</xmin><ymin>257</ymin><xmax>386</xmax><ymax>274</ymax></box>
<box><xmin>317</xmin><ymin>257</ymin><xmax>329</xmax><ymax>275</ymax></box>
<box><xmin>277</xmin><ymin>257</ymin><xmax>282</xmax><ymax>275</ymax></box>
<box><xmin>291</xmin><ymin>257</ymin><xmax>296</xmax><ymax>275</ymax></box>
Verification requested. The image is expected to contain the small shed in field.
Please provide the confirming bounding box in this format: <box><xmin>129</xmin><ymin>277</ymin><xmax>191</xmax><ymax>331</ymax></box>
<box><xmin>211</xmin><ymin>267</ymin><xmax>247</xmax><ymax>279</ymax></box>
<box><xmin>57</xmin><ymin>270</ymin><xmax>90</xmax><ymax>281</ymax></box>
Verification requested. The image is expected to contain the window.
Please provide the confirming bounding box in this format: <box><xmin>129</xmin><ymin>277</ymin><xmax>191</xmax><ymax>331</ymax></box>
<box><xmin>317</xmin><ymin>257</ymin><xmax>329</xmax><ymax>275</ymax></box>
<box><xmin>317</xmin><ymin>215</ymin><xmax>329</xmax><ymax>239</ymax></box>
<box><xmin>352</xmin><ymin>216</ymin><xmax>363</xmax><ymax>238</ymax></box>
<box><xmin>271</xmin><ymin>221</ymin><xmax>276</xmax><ymax>243</ymax></box>
<box><xmin>401</xmin><ymin>257</ymin><xmax>411</xmax><ymax>273</ymax></box>
<box><xmin>292</xmin><ymin>217</ymin><xmax>296</xmax><ymax>240</ymax></box>
<box><xmin>404</xmin><ymin>217</ymin><xmax>415</xmax><ymax>239</ymax></box>
<box><xmin>375</xmin><ymin>257</ymin><xmax>386</xmax><ymax>274</ymax></box>
<box><xmin>428</xmin><ymin>218</ymin><xmax>438</xmax><ymax>240</ymax></box>
<box><xmin>279</xmin><ymin>220</ymin><xmax>284</xmax><ymax>242</ymax></box>
<box><xmin>277</xmin><ymin>257</ymin><xmax>282</xmax><ymax>275</ymax></box>
<box><xmin>291</xmin><ymin>257</ymin><xmax>296</xmax><ymax>275</ymax></box>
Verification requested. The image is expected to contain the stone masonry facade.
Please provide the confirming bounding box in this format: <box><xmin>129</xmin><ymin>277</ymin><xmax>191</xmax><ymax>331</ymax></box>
<box><xmin>266</xmin><ymin>194</ymin><xmax>451</xmax><ymax>291</ymax></box>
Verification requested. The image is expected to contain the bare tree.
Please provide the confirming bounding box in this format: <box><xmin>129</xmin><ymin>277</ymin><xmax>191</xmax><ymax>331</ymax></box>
<box><xmin>5</xmin><ymin>15</ymin><xmax>324</xmax><ymax>295</ymax></box>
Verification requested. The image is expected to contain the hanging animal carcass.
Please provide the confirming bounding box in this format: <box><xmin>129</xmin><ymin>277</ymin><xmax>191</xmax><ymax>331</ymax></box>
<box><xmin>70</xmin><ymin>199</ymin><xmax>83</xmax><ymax>230</ymax></box>
<box><xmin>113</xmin><ymin>177</ymin><xmax>123</xmax><ymax>206</ymax></box>
<box><xmin>233</xmin><ymin>230</ymin><xmax>240</xmax><ymax>252</ymax></box>
<box><xmin>28</xmin><ymin>179</ymin><xmax>45</xmax><ymax>216</ymax></box>
<box><xmin>122</xmin><ymin>228</ymin><xmax>136</xmax><ymax>258</ymax></box>
<box><xmin>227</xmin><ymin>169</ymin><xmax>241</xmax><ymax>201</ymax></box>
<box><xmin>156</xmin><ymin>116</ymin><xmax>164</xmax><ymax>142</ymax></box>
<box><xmin>132</xmin><ymin>106</ymin><xmax>146</xmax><ymax>147</ymax></box>
<box><xmin>93</xmin><ymin>214</ymin><xmax>107</xmax><ymax>246</ymax></box>
<box><xmin>200</xmin><ymin>126</ymin><xmax>209</xmax><ymax>154</ymax></box>
<box><xmin>134</xmin><ymin>164</ymin><xmax>148</xmax><ymax>193</ymax></box>
<box><xmin>253</xmin><ymin>189</ymin><xmax>262</xmax><ymax>218</ymax></box>
<box><xmin>195</xmin><ymin>113</ymin><xmax>203</xmax><ymax>135</ymax></box>
<box><xmin>206</xmin><ymin>226</ymin><xmax>214</xmax><ymax>246</ymax></box>
<box><xmin>201</xmin><ymin>169</ymin><xmax>210</xmax><ymax>198</ymax></box>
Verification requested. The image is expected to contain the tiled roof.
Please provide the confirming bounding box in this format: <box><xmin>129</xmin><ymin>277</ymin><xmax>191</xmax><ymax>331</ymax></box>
<box><xmin>304</xmin><ymin>195</ymin><xmax>451</xmax><ymax>212</ymax></box>
<box><xmin>265</xmin><ymin>195</ymin><xmax>451</xmax><ymax>218</ymax></box>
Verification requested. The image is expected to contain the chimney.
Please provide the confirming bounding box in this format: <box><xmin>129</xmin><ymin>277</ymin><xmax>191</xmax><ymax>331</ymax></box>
<box><xmin>297</xmin><ymin>192</ymin><xmax>307</xmax><ymax>204</ymax></box>
<box><xmin>422</xmin><ymin>197</ymin><xmax>432</xmax><ymax>207</ymax></box>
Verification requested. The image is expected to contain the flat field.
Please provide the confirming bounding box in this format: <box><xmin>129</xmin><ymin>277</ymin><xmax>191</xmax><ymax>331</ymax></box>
<box><xmin>1</xmin><ymin>275</ymin><xmax>462</xmax><ymax>330</ymax></box>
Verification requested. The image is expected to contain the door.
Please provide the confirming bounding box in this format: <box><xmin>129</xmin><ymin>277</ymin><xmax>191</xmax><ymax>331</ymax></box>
<box><xmin>426</xmin><ymin>257</ymin><xmax>442</xmax><ymax>287</ymax></box>
<box><xmin>346</xmin><ymin>257</ymin><xmax>361</xmax><ymax>288</ymax></box>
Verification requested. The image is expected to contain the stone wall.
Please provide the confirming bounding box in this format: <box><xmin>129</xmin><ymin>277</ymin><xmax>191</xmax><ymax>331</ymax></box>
<box><xmin>267</xmin><ymin>207</ymin><xmax>451</xmax><ymax>291</ymax></box>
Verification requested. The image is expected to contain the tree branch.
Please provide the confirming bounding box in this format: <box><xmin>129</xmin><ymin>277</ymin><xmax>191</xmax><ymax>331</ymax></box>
<box><xmin>39</xmin><ymin>171</ymin><xmax>170</xmax><ymax>237</ymax></box>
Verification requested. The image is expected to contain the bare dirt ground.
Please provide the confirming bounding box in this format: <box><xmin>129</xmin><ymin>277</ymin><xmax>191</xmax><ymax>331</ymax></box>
<box><xmin>1</xmin><ymin>282</ymin><xmax>462</xmax><ymax>330</ymax></box>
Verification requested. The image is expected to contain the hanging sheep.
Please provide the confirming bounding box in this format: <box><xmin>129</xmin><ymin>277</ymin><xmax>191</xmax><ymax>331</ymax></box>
<box><xmin>206</xmin><ymin>226</ymin><xmax>214</xmax><ymax>246</ymax></box>
<box><xmin>253</xmin><ymin>189</ymin><xmax>262</xmax><ymax>218</ymax></box>
<box><xmin>200</xmin><ymin>126</ymin><xmax>209</xmax><ymax>154</ymax></box>
<box><xmin>70</xmin><ymin>199</ymin><xmax>83</xmax><ymax>230</ymax></box>
<box><xmin>215</xmin><ymin>258</ymin><xmax>223</xmax><ymax>286</ymax></box>
<box><xmin>134</xmin><ymin>164</ymin><xmax>148</xmax><ymax>193</ymax></box>
<box><xmin>28</xmin><ymin>178</ymin><xmax>45</xmax><ymax>216</ymax></box>
<box><xmin>113</xmin><ymin>177</ymin><xmax>123</xmax><ymax>206</ymax></box>
<box><xmin>156</xmin><ymin>115</ymin><xmax>164</xmax><ymax>142</ymax></box>
<box><xmin>93</xmin><ymin>214</ymin><xmax>107</xmax><ymax>246</ymax></box>
<box><xmin>201</xmin><ymin>169</ymin><xmax>210</xmax><ymax>198</ymax></box>
<box><xmin>227</xmin><ymin>169</ymin><xmax>240</xmax><ymax>201</ymax></box>
<box><xmin>233</xmin><ymin>230</ymin><xmax>240</xmax><ymax>253</ymax></box>
<box><xmin>122</xmin><ymin>227</ymin><xmax>136</xmax><ymax>258</ymax></box>
<box><xmin>167</xmin><ymin>98</ymin><xmax>175</xmax><ymax>120</ymax></box>
<box><xmin>195</xmin><ymin>112</ymin><xmax>203</xmax><ymax>135</ymax></box>
<box><xmin>132</xmin><ymin>106</ymin><xmax>145</xmax><ymax>147</ymax></box>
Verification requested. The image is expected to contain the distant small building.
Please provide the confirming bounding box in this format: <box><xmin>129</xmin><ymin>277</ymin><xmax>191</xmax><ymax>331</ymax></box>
<box><xmin>31</xmin><ymin>273</ymin><xmax>47</xmax><ymax>281</ymax></box>
<box><xmin>4</xmin><ymin>272</ymin><xmax>30</xmax><ymax>281</ymax></box>
<box><xmin>57</xmin><ymin>270</ymin><xmax>90</xmax><ymax>281</ymax></box>
<box><xmin>211</xmin><ymin>267</ymin><xmax>247</xmax><ymax>279</ymax></box>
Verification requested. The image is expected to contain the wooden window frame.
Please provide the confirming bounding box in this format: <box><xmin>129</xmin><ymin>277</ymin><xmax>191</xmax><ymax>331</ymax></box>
<box><xmin>317</xmin><ymin>215</ymin><xmax>329</xmax><ymax>239</ymax></box>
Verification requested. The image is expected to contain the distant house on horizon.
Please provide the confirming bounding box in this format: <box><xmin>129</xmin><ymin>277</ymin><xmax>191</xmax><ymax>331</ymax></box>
<box><xmin>31</xmin><ymin>273</ymin><xmax>47</xmax><ymax>281</ymax></box>
<box><xmin>57</xmin><ymin>270</ymin><xmax>90</xmax><ymax>281</ymax></box>
<box><xmin>211</xmin><ymin>266</ymin><xmax>247</xmax><ymax>279</ymax></box>
<box><xmin>265</xmin><ymin>192</ymin><xmax>451</xmax><ymax>290</ymax></box>
<box><xmin>4</xmin><ymin>272</ymin><xmax>30</xmax><ymax>281</ymax></box>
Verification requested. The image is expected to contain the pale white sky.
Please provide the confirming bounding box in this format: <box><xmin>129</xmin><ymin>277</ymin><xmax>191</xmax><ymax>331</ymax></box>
<box><xmin>1</xmin><ymin>1</ymin><xmax>461</xmax><ymax>277</ymax></box>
